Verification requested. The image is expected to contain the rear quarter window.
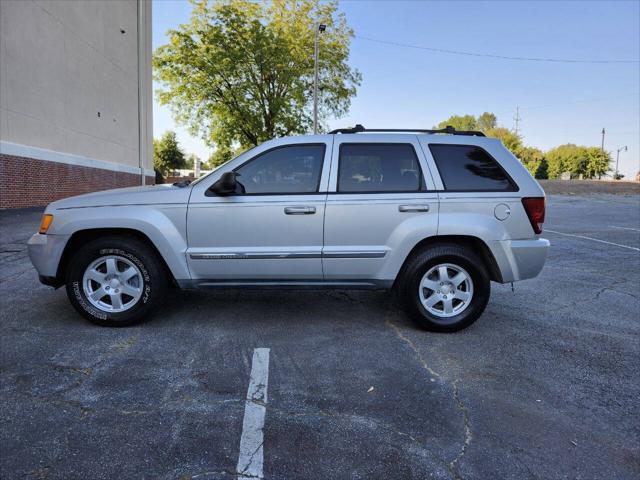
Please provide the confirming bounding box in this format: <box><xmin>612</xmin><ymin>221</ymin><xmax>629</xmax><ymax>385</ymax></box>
<box><xmin>429</xmin><ymin>144</ymin><xmax>518</xmax><ymax>192</ymax></box>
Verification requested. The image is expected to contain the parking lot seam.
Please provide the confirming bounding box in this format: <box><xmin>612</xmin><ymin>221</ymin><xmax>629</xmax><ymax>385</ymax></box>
<box><xmin>385</xmin><ymin>319</ymin><xmax>441</xmax><ymax>379</ymax></box>
<box><xmin>449</xmin><ymin>379</ymin><xmax>472</xmax><ymax>480</ymax></box>
<box><xmin>385</xmin><ymin>318</ymin><xmax>473</xmax><ymax>480</ymax></box>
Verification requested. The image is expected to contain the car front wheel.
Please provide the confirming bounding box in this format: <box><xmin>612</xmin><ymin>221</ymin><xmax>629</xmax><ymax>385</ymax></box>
<box><xmin>65</xmin><ymin>236</ymin><xmax>168</xmax><ymax>327</ymax></box>
<box><xmin>398</xmin><ymin>244</ymin><xmax>491</xmax><ymax>332</ymax></box>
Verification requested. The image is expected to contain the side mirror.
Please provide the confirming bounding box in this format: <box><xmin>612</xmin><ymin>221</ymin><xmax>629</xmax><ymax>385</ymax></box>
<box><xmin>208</xmin><ymin>171</ymin><xmax>239</xmax><ymax>196</ymax></box>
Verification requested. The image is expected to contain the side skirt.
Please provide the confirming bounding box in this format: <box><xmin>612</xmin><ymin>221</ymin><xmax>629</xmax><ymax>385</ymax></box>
<box><xmin>175</xmin><ymin>279</ymin><xmax>393</xmax><ymax>290</ymax></box>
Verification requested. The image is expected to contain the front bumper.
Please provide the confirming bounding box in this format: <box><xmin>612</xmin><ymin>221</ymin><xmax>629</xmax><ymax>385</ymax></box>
<box><xmin>490</xmin><ymin>238</ymin><xmax>550</xmax><ymax>283</ymax></box>
<box><xmin>27</xmin><ymin>233</ymin><xmax>71</xmax><ymax>285</ymax></box>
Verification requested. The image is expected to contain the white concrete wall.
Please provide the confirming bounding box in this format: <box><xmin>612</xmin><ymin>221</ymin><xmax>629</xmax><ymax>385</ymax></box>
<box><xmin>0</xmin><ymin>0</ymin><xmax>153</xmax><ymax>176</ymax></box>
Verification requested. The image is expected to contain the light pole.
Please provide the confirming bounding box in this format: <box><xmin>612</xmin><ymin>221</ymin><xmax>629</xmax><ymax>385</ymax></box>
<box><xmin>615</xmin><ymin>146</ymin><xmax>627</xmax><ymax>180</ymax></box>
<box><xmin>313</xmin><ymin>23</ymin><xmax>326</xmax><ymax>134</ymax></box>
<box><xmin>598</xmin><ymin>128</ymin><xmax>605</xmax><ymax>179</ymax></box>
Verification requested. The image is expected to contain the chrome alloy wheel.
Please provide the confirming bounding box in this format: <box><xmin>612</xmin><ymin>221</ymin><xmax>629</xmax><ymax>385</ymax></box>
<box><xmin>82</xmin><ymin>255</ymin><xmax>144</xmax><ymax>313</ymax></box>
<box><xmin>418</xmin><ymin>263</ymin><xmax>474</xmax><ymax>318</ymax></box>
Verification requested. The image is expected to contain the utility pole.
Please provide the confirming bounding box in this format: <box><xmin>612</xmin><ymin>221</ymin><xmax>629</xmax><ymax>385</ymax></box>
<box><xmin>615</xmin><ymin>146</ymin><xmax>627</xmax><ymax>180</ymax></box>
<box><xmin>513</xmin><ymin>106</ymin><xmax>521</xmax><ymax>136</ymax></box>
<box><xmin>599</xmin><ymin>128</ymin><xmax>605</xmax><ymax>179</ymax></box>
<box><xmin>313</xmin><ymin>24</ymin><xmax>326</xmax><ymax>135</ymax></box>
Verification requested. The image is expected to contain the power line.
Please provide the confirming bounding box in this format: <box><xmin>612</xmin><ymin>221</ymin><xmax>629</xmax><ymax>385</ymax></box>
<box><xmin>517</xmin><ymin>91</ymin><xmax>640</xmax><ymax>110</ymax></box>
<box><xmin>355</xmin><ymin>35</ymin><xmax>640</xmax><ymax>64</ymax></box>
<box><xmin>493</xmin><ymin>91</ymin><xmax>640</xmax><ymax>115</ymax></box>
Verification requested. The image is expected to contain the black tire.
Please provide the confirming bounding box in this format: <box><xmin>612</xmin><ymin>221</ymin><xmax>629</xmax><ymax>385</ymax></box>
<box><xmin>397</xmin><ymin>244</ymin><xmax>490</xmax><ymax>332</ymax></box>
<box><xmin>65</xmin><ymin>236</ymin><xmax>168</xmax><ymax>327</ymax></box>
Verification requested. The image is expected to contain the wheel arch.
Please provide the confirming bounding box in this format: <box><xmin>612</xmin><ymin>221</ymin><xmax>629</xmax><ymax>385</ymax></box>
<box><xmin>394</xmin><ymin>235</ymin><xmax>503</xmax><ymax>287</ymax></box>
<box><xmin>56</xmin><ymin>228</ymin><xmax>178</xmax><ymax>286</ymax></box>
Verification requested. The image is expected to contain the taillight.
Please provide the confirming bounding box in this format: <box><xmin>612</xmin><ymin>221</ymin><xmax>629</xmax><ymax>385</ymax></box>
<box><xmin>521</xmin><ymin>197</ymin><xmax>545</xmax><ymax>234</ymax></box>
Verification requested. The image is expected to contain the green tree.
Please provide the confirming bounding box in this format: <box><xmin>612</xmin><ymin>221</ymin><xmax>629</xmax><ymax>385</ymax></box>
<box><xmin>153</xmin><ymin>131</ymin><xmax>187</xmax><ymax>176</ymax></box>
<box><xmin>534</xmin><ymin>159</ymin><xmax>549</xmax><ymax>179</ymax></box>
<box><xmin>546</xmin><ymin>144</ymin><xmax>583</xmax><ymax>179</ymax></box>
<box><xmin>435</xmin><ymin>113</ymin><xmax>522</xmax><ymax>154</ymax></box>
<box><xmin>545</xmin><ymin>144</ymin><xmax>609</xmax><ymax>179</ymax></box>
<box><xmin>436</xmin><ymin>114</ymin><xmax>478</xmax><ymax>131</ymax></box>
<box><xmin>208</xmin><ymin>144</ymin><xmax>239</xmax><ymax>168</ymax></box>
<box><xmin>436</xmin><ymin>112</ymin><xmax>497</xmax><ymax>132</ymax></box>
<box><xmin>433</xmin><ymin>112</ymin><xmax>613</xmax><ymax>181</ymax></box>
<box><xmin>585</xmin><ymin>147</ymin><xmax>610</xmax><ymax>179</ymax></box>
<box><xmin>154</xmin><ymin>0</ymin><xmax>361</xmax><ymax>153</ymax></box>
<box><xmin>517</xmin><ymin>146</ymin><xmax>546</xmax><ymax>178</ymax></box>
<box><xmin>485</xmin><ymin>127</ymin><xmax>523</xmax><ymax>153</ymax></box>
<box><xmin>476</xmin><ymin>112</ymin><xmax>497</xmax><ymax>132</ymax></box>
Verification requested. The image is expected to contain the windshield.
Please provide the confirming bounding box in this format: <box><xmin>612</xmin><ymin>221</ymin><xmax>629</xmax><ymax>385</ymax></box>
<box><xmin>190</xmin><ymin>145</ymin><xmax>261</xmax><ymax>186</ymax></box>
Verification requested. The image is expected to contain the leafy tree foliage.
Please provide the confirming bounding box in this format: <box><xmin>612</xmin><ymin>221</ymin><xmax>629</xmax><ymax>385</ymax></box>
<box><xmin>584</xmin><ymin>148</ymin><xmax>611</xmax><ymax>179</ymax></box>
<box><xmin>435</xmin><ymin>113</ymin><xmax>611</xmax><ymax>180</ymax></box>
<box><xmin>534</xmin><ymin>158</ymin><xmax>549</xmax><ymax>179</ymax></box>
<box><xmin>153</xmin><ymin>131</ymin><xmax>187</xmax><ymax>175</ymax></box>
<box><xmin>208</xmin><ymin>144</ymin><xmax>242</xmax><ymax>168</ymax></box>
<box><xmin>484</xmin><ymin>127</ymin><xmax>523</xmax><ymax>153</ymax></box>
<box><xmin>546</xmin><ymin>144</ymin><xmax>610</xmax><ymax>179</ymax></box>
<box><xmin>436</xmin><ymin>114</ymin><xmax>479</xmax><ymax>132</ymax></box>
<box><xmin>517</xmin><ymin>146</ymin><xmax>548</xmax><ymax>179</ymax></box>
<box><xmin>436</xmin><ymin>112</ymin><xmax>497</xmax><ymax>133</ymax></box>
<box><xmin>154</xmin><ymin>0</ymin><xmax>361</xmax><ymax>154</ymax></box>
<box><xmin>476</xmin><ymin>112</ymin><xmax>497</xmax><ymax>132</ymax></box>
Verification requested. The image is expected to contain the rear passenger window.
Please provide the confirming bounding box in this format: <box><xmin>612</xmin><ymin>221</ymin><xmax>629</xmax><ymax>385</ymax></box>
<box><xmin>338</xmin><ymin>144</ymin><xmax>422</xmax><ymax>192</ymax></box>
<box><xmin>429</xmin><ymin>144</ymin><xmax>517</xmax><ymax>192</ymax></box>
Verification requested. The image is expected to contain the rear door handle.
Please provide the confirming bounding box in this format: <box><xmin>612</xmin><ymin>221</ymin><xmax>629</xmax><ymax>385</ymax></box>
<box><xmin>284</xmin><ymin>206</ymin><xmax>316</xmax><ymax>215</ymax></box>
<box><xmin>399</xmin><ymin>204</ymin><xmax>430</xmax><ymax>213</ymax></box>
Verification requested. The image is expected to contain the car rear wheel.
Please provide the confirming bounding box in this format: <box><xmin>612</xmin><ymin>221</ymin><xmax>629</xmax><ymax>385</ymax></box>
<box><xmin>65</xmin><ymin>236</ymin><xmax>168</xmax><ymax>327</ymax></box>
<box><xmin>397</xmin><ymin>244</ymin><xmax>490</xmax><ymax>332</ymax></box>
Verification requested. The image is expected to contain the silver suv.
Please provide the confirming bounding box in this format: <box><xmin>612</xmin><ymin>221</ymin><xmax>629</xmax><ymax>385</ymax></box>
<box><xmin>28</xmin><ymin>125</ymin><xmax>549</xmax><ymax>332</ymax></box>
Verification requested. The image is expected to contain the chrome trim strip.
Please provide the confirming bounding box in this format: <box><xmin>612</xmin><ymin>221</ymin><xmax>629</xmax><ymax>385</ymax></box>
<box><xmin>189</xmin><ymin>252</ymin><xmax>319</xmax><ymax>260</ymax></box>
<box><xmin>189</xmin><ymin>251</ymin><xmax>387</xmax><ymax>260</ymax></box>
<box><xmin>322</xmin><ymin>251</ymin><xmax>386</xmax><ymax>259</ymax></box>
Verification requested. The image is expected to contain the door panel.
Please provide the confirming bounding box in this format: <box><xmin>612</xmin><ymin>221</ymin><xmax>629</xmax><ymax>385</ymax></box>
<box><xmin>187</xmin><ymin>196</ymin><xmax>325</xmax><ymax>279</ymax></box>
<box><xmin>186</xmin><ymin>139</ymin><xmax>332</xmax><ymax>280</ymax></box>
<box><xmin>323</xmin><ymin>135</ymin><xmax>439</xmax><ymax>281</ymax></box>
<box><xmin>323</xmin><ymin>193</ymin><xmax>438</xmax><ymax>279</ymax></box>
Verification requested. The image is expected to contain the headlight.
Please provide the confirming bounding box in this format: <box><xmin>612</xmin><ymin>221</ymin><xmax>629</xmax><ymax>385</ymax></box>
<box><xmin>38</xmin><ymin>214</ymin><xmax>54</xmax><ymax>234</ymax></box>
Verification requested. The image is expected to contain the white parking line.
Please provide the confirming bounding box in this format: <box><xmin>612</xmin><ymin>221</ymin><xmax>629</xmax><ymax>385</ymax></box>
<box><xmin>546</xmin><ymin>229</ymin><xmax>640</xmax><ymax>252</ymax></box>
<box><xmin>236</xmin><ymin>348</ymin><xmax>270</xmax><ymax>479</ymax></box>
<box><xmin>610</xmin><ymin>225</ymin><xmax>640</xmax><ymax>232</ymax></box>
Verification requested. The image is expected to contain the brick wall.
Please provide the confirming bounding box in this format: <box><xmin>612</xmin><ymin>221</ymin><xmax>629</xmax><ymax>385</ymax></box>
<box><xmin>0</xmin><ymin>154</ymin><xmax>155</xmax><ymax>209</ymax></box>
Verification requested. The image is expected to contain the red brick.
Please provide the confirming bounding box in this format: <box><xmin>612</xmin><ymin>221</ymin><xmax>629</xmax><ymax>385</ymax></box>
<box><xmin>0</xmin><ymin>154</ymin><xmax>155</xmax><ymax>209</ymax></box>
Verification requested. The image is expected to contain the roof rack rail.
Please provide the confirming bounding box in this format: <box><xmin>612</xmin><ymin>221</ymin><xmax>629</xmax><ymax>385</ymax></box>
<box><xmin>328</xmin><ymin>124</ymin><xmax>486</xmax><ymax>137</ymax></box>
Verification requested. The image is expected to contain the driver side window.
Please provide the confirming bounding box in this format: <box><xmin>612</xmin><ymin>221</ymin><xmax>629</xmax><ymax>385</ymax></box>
<box><xmin>234</xmin><ymin>144</ymin><xmax>325</xmax><ymax>194</ymax></box>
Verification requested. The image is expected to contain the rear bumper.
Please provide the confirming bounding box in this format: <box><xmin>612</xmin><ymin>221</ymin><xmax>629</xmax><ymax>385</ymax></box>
<box><xmin>490</xmin><ymin>238</ymin><xmax>550</xmax><ymax>283</ymax></box>
<box><xmin>27</xmin><ymin>233</ymin><xmax>70</xmax><ymax>284</ymax></box>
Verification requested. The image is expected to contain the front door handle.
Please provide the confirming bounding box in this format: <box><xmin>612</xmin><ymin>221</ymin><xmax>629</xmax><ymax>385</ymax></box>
<box><xmin>399</xmin><ymin>204</ymin><xmax>430</xmax><ymax>213</ymax></box>
<box><xmin>284</xmin><ymin>206</ymin><xmax>316</xmax><ymax>215</ymax></box>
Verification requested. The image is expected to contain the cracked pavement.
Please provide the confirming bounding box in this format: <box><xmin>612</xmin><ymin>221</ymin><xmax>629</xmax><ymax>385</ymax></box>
<box><xmin>1</xmin><ymin>194</ymin><xmax>639</xmax><ymax>479</ymax></box>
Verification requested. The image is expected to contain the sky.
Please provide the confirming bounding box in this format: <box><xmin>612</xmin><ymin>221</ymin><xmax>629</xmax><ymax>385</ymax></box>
<box><xmin>152</xmin><ymin>0</ymin><xmax>640</xmax><ymax>178</ymax></box>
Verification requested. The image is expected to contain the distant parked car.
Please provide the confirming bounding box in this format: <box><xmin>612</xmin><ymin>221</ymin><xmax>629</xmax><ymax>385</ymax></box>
<box><xmin>28</xmin><ymin>125</ymin><xmax>548</xmax><ymax>332</ymax></box>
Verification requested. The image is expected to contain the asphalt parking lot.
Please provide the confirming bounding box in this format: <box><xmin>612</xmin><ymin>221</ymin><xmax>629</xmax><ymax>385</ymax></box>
<box><xmin>1</xmin><ymin>194</ymin><xmax>639</xmax><ymax>480</ymax></box>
